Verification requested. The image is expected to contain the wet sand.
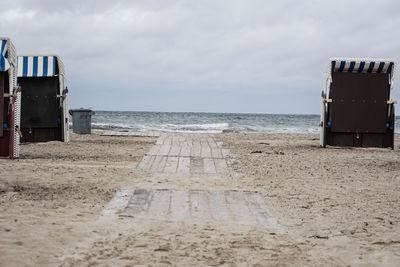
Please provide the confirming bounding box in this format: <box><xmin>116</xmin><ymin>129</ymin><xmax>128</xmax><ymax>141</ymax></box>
<box><xmin>0</xmin><ymin>132</ymin><xmax>399</xmax><ymax>266</ymax></box>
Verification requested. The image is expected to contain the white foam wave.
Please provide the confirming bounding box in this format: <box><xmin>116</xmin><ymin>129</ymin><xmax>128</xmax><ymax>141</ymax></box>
<box><xmin>91</xmin><ymin>122</ymin><xmax>230</xmax><ymax>133</ymax></box>
<box><xmin>90</xmin><ymin>112</ymin><xmax>327</xmax><ymax>134</ymax></box>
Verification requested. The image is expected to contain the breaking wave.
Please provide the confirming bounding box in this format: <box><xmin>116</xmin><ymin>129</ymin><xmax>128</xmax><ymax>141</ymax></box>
<box><xmin>88</xmin><ymin>111</ymin><xmax>399</xmax><ymax>134</ymax></box>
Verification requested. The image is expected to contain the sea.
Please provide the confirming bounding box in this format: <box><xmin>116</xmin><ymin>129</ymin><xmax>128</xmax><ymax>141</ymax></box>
<box><xmin>91</xmin><ymin>111</ymin><xmax>400</xmax><ymax>134</ymax></box>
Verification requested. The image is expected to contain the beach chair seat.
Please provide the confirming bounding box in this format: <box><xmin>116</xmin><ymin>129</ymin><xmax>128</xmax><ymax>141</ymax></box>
<box><xmin>320</xmin><ymin>58</ymin><xmax>396</xmax><ymax>148</ymax></box>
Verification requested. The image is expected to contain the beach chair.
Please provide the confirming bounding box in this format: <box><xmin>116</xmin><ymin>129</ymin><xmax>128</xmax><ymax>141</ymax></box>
<box><xmin>17</xmin><ymin>55</ymin><xmax>69</xmax><ymax>142</ymax></box>
<box><xmin>0</xmin><ymin>37</ymin><xmax>21</xmax><ymax>158</ymax></box>
<box><xmin>320</xmin><ymin>58</ymin><xmax>397</xmax><ymax>148</ymax></box>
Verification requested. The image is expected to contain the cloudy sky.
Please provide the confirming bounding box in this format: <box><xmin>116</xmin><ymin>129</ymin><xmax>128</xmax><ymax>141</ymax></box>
<box><xmin>1</xmin><ymin>0</ymin><xmax>400</xmax><ymax>114</ymax></box>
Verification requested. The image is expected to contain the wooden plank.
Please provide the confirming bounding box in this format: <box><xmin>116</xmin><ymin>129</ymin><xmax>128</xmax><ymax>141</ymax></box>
<box><xmin>172</xmin><ymin>135</ymin><xmax>180</xmax><ymax>145</ymax></box>
<box><xmin>191</xmin><ymin>140</ymin><xmax>202</xmax><ymax>157</ymax></box>
<box><xmin>147</xmin><ymin>189</ymin><xmax>171</xmax><ymax>219</ymax></box>
<box><xmin>190</xmin><ymin>157</ymin><xmax>204</xmax><ymax>174</ymax></box>
<box><xmin>180</xmin><ymin>143</ymin><xmax>191</xmax><ymax>157</ymax></box>
<box><xmin>208</xmin><ymin>191</ymin><xmax>233</xmax><ymax>221</ymax></box>
<box><xmin>164</xmin><ymin>135</ymin><xmax>172</xmax><ymax>145</ymax></box>
<box><xmin>169</xmin><ymin>190</ymin><xmax>190</xmax><ymax>221</ymax></box>
<box><xmin>169</xmin><ymin>145</ymin><xmax>181</xmax><ymax>156</ymax></box>
<box><xmin>245</xmin><ymin>192</ymin><xmax>284</xmax><ymax>230</ymax></box>
<box><xmin>150</xmin><ymin>155</ymin><xmax>167</xmax><ymax>172</ymax></box>
<box><xmin>201</xmin><ymin>140</ymin><xmax>212</xmax><ymax>158</ymax></box>
<box><xmin>207</xmin><ymin>137</ymin><xmax>218</xmax><ymax>148</ymax></box>
<box><xmin>164</xmin><ymin>156</ymin><xmax>179</xmax><ymax>173</ymax></box>
<box><xmin>148</xmin><ymin>144</ymin><xmax>161</xmax><ymax>155</ymax></box>
<box><xmin>137</xmin><ymin>155</ymin><xmax>155</xmax><ymax>171</ymax></box>
<box><xmin>101</xmin><ymin>187</ymin><xmax>135</xmax><ymax>216</ymax></box>
<box><xmin>203</xmin><ymin>158</ymin><xmax>217</xmax><ymax>174</ymax></box>
<box><xmin>190</xmin><ymin>191</ymin><xmax>212</xmax><ymax>220</ymax></box>
<box><xmin>177</xmin><ymin>157</ymin><xmax>190</xmax><ymax>174</ymax></box>
<box><xmin>123</xmin><ymin>188</ymin><xmax>152</xmax><ymax>217</ymax></box>
<box><xmin>211</xmin><ymin>148</ymin><xmax>223</xmax><ymax>158</ymax></box>
<box><xmin>225</xmin><ymin>190</ymin><xmax>255</xmax><ymax>224</ymax></box>
<box><xmin>199</xmin><ymin>138</ymin><xmax>209</xmax><ymax>144</ymax></box>
<box><xmin>155</xmin><ymin>134</ymin><xmax>166</xmax><ymax>145</ymax></box>
<box><xmin>214</xmin><ymin>158</ymin><xmax>228</xmax><ymax>174</ymax></box>
<box><xmin>178</xmin><ymin>135</ymin><xmax>186</xmax><ymax>144</ymax></box>
<box><xmin>158</xmin><ymin>144</ymin><xmax>171</xmax><ymax>156</ymax></box>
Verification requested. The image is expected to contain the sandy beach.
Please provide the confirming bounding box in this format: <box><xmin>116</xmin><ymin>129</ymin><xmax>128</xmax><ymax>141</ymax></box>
<box><xmin>1</xmin><ymin>132</ymin><xmax>400</xmax><ymax>266</ymax></box>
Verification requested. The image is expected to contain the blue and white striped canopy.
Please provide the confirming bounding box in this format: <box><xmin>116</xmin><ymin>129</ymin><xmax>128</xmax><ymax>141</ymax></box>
<box><xmin>17</xmin><ymin>55</ymin><xmax>57</xmax><ymax>77</ymax></box>
<box><xmin>331</xmin><ymin>59</ymin><xmax>394</xmax><ymax>76</ymax></box>
<box><xmin>0</xmin><ymin>39</ymin><xmax>11</xmax><ymax>71</ymax></box>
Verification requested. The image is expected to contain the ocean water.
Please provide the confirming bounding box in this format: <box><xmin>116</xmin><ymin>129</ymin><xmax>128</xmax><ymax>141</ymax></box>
<box><xmin>91</xmin><ymin>111</ymin><xmax>400</xmax><ymax>134</ymax></box>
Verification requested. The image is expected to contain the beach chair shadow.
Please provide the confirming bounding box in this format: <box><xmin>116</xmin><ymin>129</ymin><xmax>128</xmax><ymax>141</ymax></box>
<box><xmin>320</xmin><ymin>58</ymin><xmax>397</xmax><ymax>149</ymax></box>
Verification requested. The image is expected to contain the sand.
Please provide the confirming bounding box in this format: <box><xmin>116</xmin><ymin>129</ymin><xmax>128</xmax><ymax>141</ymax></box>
<box><xmin>0</xmin><ymin>132</ymin><xmax>399</xmax><ymax>266</ymax></box>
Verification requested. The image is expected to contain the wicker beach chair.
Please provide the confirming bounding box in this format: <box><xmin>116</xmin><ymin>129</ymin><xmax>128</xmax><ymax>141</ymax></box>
<box><xmin>0</xmin><ymin>37</ymin><xmax>20</xmax><ymax>158</ymax></box>
<box><xmin>320</xmin><ymin>58</ymin><xmax>397</xmax><ymax>148</ymax></box>
<box><xmin>17</xmin><ymin>55</ymin><xmax>69</xmax><ymax>143</ymax></box>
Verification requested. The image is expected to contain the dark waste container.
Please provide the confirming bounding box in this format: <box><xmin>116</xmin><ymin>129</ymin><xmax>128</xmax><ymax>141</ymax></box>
<box><xmin>69</xmin><ymin>108</ymin><xmax>94</xmax><ymax>134</ymax></box>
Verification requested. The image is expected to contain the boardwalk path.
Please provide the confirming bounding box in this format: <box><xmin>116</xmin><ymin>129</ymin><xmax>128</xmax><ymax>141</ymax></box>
<box><xmin>138</xmin><ymin>133</ymin><xmax>231</xmax><ymax>176</ymax></box>
<box><xmin>103</xmin><ymin>133</ymin><xmax>283</xmax><ymax>231</ymax></box>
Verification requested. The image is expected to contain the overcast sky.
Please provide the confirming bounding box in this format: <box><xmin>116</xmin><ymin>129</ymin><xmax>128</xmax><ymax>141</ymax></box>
<box><xmin>1</xmin><ymin>0</ymin><xmax>400</xmax><ymax>114</ymax></box>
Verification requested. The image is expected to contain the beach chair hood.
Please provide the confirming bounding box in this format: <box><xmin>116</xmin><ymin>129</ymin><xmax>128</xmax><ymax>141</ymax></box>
<box><xmin>17</xmin><ymin>55</ymin><xmax>65</xmax><ymax>78</ymax></box>
<box><xmin>327</xmin><ymin>58</ymin><xmax>396</xmax><ymax>91</ymax></box>
<box><xmin>1</xmin><ymin>38</ymin><xmax>16</xmax><ymax>72</ymax></box>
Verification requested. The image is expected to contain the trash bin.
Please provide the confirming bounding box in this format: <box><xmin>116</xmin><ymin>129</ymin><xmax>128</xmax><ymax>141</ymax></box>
<box><xmin>69</xmin><ymin>108</ymin><xmax>94</xmax><ymax>134</ymax></box>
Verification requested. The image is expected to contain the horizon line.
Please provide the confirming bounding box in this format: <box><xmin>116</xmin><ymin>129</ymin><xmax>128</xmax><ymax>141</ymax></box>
<box><xmin>74</xmin><ymin>108</ymin><xmax>321</xmax><ymax>116</ymax></box>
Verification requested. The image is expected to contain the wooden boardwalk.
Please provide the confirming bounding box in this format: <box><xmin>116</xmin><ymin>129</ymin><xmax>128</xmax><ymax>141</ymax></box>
<box><xmin>103</xmin><ymin>133</ymin><xmax>283</xmax><ymax>230</ymax></box>
<box><xmin>137</xmin><ymin>134</ymin><xmax>231</xmax><ymax>175</ymax></box>
<box><xmin>102</xmin><ymin>187</ymin><xmax>284</xmax><ymax>230</ymax></box>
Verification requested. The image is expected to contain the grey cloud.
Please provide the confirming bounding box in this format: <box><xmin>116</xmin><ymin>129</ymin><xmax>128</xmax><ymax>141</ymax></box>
<box><xmin>1</xmin><ymin>0</ymin><xmax>399</xmax><ymax>113</ymax></box>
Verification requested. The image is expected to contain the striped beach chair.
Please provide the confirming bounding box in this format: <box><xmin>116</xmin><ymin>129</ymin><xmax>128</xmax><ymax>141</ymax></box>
<box><xmin>0</xmin><ymin>37</ymin><xmax>21</xmax><ymax>158</ymax></box>
<box><xmin>320</xmin><ymin>58</ymin><xmax>397</xmax><ymax>148</ymax></box>
<box><xmin>17</xmin><ymin>55</ymin><xmax>69</xmax><ymax>143</ymax></box>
